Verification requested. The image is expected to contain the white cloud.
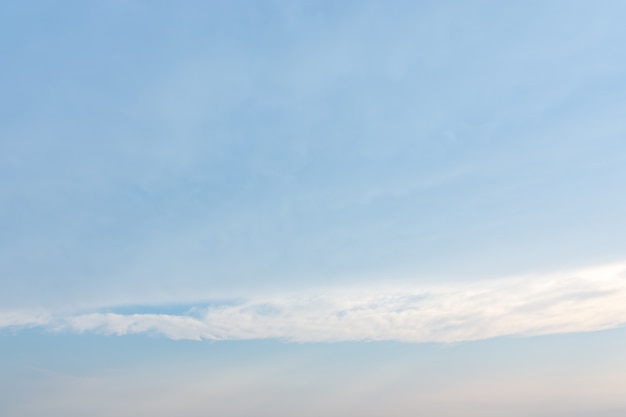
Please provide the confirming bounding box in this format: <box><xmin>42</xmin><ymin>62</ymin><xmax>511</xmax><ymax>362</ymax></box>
<box><xmin>0</xmin><ymin>310</ymin><xmax>51</xmax><ymax>329</ymax></box>
<box><xmin>3</xmin><ymin>262</ymin><xmax>626</xmax><ymax>343</ymax></box>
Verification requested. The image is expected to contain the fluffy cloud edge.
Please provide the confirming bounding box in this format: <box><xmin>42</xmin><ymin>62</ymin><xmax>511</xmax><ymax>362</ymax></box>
<box><xmin>2</xmin><ymin>262</ymin><xmax>626</xmax><ymax>343</ymax></box>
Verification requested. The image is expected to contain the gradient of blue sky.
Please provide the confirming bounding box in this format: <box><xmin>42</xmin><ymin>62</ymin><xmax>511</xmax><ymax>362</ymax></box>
<box><xmin>2</xmin><ymin>1</ymin><xmax>626</xmax><ymax>415</ymax></box>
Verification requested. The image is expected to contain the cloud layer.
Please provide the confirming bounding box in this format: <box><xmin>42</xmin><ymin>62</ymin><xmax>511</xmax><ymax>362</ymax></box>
<box><xmin>3</xmin><ymin>262</ymin><xmax>626</xmax><ymax>343</ymax></box>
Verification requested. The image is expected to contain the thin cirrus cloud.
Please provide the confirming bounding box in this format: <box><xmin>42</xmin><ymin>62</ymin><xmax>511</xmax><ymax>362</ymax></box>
<box><xmin>3</xmin><ymin>261</ymin><xmax>626</xmax><ymax>343</ymax></box>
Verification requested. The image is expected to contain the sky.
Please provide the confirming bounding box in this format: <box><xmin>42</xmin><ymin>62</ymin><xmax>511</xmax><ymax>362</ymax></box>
<box><xmin>2</xmin><ymin>0</ymin><xmax>626</xmax><ymax>415</ymax></box>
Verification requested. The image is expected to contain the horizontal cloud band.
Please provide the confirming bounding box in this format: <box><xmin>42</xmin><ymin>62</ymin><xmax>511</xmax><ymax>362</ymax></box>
<box><xmin>2</xmin><ymin>262</ymin><xmax>626</xmax><ymax>343</ymax></box>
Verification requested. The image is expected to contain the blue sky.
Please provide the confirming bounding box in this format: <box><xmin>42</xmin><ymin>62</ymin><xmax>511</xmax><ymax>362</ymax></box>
<box><xmin>2</xmin><ymin>1</ymin><xmax>626</xmax><ymax>415</ymax></box>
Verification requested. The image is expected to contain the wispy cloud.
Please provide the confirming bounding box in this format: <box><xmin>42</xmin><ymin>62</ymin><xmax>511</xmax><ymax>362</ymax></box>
<box><xmin>0</xmin><ymin>311</ymin><xmax>51</xmax><ymax>329</ymax></box>
<box><xmin>3</xmin><ymin>262</ymin><xmax>626</xmax><ymax>343</ymax></box>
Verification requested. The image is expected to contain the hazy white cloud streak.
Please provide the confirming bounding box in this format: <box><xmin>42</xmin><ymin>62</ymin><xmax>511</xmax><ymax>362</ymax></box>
<box><xmin>3</xmin><ymin>262</ymin><xmax>626</xmax><ymax>343</ymax></box>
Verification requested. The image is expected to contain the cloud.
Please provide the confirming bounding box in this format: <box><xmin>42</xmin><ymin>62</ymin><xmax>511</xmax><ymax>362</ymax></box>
<box><xmin>3</xmin><ymin>262</ymin><xmax>626</xmax><ymax>343</ymax></box>
<box><xmin>0</xmin><ymin>310</ymin><xmax>51</xmax><ymax>329</ymax></box>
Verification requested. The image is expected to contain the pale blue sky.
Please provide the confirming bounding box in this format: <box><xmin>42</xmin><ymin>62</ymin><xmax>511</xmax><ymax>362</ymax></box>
<box><xmin>2</xmin><ymin>1</ymin><xmax>626</xmax><ymax>415</ymax></box>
